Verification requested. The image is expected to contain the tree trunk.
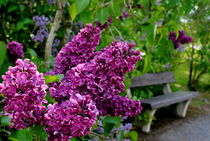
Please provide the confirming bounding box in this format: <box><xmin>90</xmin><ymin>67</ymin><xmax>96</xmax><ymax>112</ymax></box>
<box><xmin>44</xmin><ymin>0</ymin><xmax>66</xmax><ymax>67</ymax></box>
<box><xmin>188</xmin><ymin>43</ymin><xmax>195</xmax><ymax>90</ymax></box>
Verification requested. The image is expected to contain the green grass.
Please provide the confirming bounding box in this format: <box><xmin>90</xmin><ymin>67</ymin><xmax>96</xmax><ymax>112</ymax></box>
<box><xmin>173</xmin><ymin>60</ymin><xmax>210</xmax><ymax>91</ymax></box>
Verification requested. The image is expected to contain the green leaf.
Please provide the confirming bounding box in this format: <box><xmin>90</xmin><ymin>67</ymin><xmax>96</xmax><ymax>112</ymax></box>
<box><xmin>9</xmin><ymin>129</ymin><xmax>32</xmax><ymax>141</ymax></box>
<box><xmin>23</xmin><ymin>18</ymin><xmax>33</xmax><ymax>24</ymax></box>
<box><xmin>44</xmin><ymin>74</ymin><xmax>64</xmax><ymax>83</ymax></box>
<box><xmin>7</xmin><ymin>5</ymin><xmax>18</xmax><ymax>13</ymax></box>
<box><xmin>109</xmin><ymin>2</ymin><xmax>121</xmax><ymax>17</ymax></box>
<box><xmin>15</xmin><ymin>21</ymin><xmax>24</xmax><ymax>31</ymax></box>
<box><xmin>69</xmin><ymin>3</ymin><xmax>77</xmax><ymax>21</ymax></box>
<box><xmin>29</xmin><ymin>49</ymin><xmax>38</xmax><ymax>58</ymax></box>
<box><xmin>69</xmin><ymin>0</ymin><xmax>90</xmax><ymax>21</ymax></box>
<box><xmin>95</xmin><ymin>7</ymin><xmax>110</xmax><ymax>24</ymax></box>
<box><xmin>103</xmin><ymin>116</ymin><xmax>121</xmax><ymax>126</ymax></box>
<box><xmin>80</xmin><ymin>11</ymin><xmax>94</xmax><ymax>24</ymax></box>
<box><xmin>30</xmin><ymin>125</ymin><xmax>48</xmax><ymax>140</ymax></box>
<box><xmin>46</xmin><ymin>92</ymin><xmax>56</xmax><ymax>103</ymax></box>
<box><xmin>103</xmin><ymin>116</ymin><xmax>121</xmax><ymax>136</ymax></box>
<box><xmin>76</xmin><ymin>0</ymin><xmax>90</xmax><ymax>14</ymax></box>
<box><xmin>0</xmin><ymin>41</ymin><xmax>7</xmax><ymax>68</ymax></box>
<box><xmin>144</xmin><ymin>24</ymin><xmax>157</xmax><ymax>46</ymax></box>
<box><xmin>0</xmin><ymin>116</ymin><xmax>11</xmax><ymax>126</ymax></box>
<box><xmin>0</xmin><ymin>0</ymin><xmax>8</xmax><ymax>6</ymax></box>
<box><xmin>127</xmin><ymin>131</ymin><xmax>138</xmax><ymax>141</ymax></box>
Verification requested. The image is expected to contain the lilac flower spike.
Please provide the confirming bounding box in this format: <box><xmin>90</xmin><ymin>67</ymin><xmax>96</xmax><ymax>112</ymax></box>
<box><xmin>51</xmin><ymin>40</ymin><xmax>143</xmax><ymax>117</ymax></box>
<box><xmin>44</xmin><ymin>94</ymin><xmax>98</xmax><ymax>140</ymax></box>
<box><xmin>168</xmin><ymin>30</ymin><xmax>193</xmax><ymax>49</ymax></box>
<box><xmin>0</xmin><ymin>59</ymin><xmax>48</xmax><ymax>129</ymax></box>
<box><xmin>54</xmin><ymin>24</ymin><xmax>101</xmax><ymax>74</ymax></box>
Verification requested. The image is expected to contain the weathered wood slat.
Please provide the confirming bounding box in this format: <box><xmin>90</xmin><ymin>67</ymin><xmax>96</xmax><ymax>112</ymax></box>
<box><xmin>140</xmin><ymin>91</ymin><xmax>199</xmax><ymax>110</ymax></box>
<box><xmin>130</xmin><ymin>72</ymin><xmax>175</xmax><ymax>88</ymax></box>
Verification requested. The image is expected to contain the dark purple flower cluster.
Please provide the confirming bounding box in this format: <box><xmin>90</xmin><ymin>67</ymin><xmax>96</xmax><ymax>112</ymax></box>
<box><xmin>44</xmin><ymin>94</ymin><xmax>98</xmax><ymax>140</ymax></box>
<box><xmin>95</xmin><ymin>95</ymin><xmax>142</xmax><ymax>117</ymax></box>
<box><xmin>96</xmin><ymin>17</ymin><xmax>113</xmax><ymax>30</ymax></box>
<box><xmin>0</xmin><ymin>59</ymin><xmax>47</xmax><ymax>129</ymax></box>
<box><xmin>51</xmin><ymin>40</ymin><xmax>142</xmax><ymax>117</ymax></box>
<box><xmin>168</xmin><ymin>30</ymin><xmax>193</xmax><ymax>49</ymax></box>
<box><xmin>54</xmin><ymin>24</ymin><xmax>101</xmax><ymax>74</ymax></box>
<box><xmin>32</xmin><ymin>15</ymin><xmax>52</xmax><ymax>42</ymax></box>
<box><xmin>7</xmin><ymin>41</ymin><xmax>24</xmax><ymax>62</ymax></box>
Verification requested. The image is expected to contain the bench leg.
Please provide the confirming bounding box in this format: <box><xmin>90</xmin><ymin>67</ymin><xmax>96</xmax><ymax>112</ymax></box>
<box><xmin>141</xmin><ymin>109</ymin><xmax>156</xmax><ymax>133</ymax></box>
<box><xmin>174</xmin><ymin>99</ymin><xmax>191</xmax><ymax>117</ymax></box>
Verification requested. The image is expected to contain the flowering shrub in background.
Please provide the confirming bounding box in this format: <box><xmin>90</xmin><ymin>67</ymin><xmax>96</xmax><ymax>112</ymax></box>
<box><xmin>168</xmin><ymin>30</ymin><xmax>193</xmax><ymax>49</ymax></box>
<box><xmin>32</xmin><ymin>15</ymin><xmax>53</xmax><ymax>43</ymax></box>
<box><xmin>6</xmin><ymin>41</ymin><xmax>24</xmax><ymax>62</ymax></box>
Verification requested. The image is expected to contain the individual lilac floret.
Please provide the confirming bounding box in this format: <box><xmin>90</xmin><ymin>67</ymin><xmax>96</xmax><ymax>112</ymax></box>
<box><xmin>50</xmin><ymin>41</ymin><xmax>142</xmax><ymax>117</ymax></box>
<box><xmin>0</xmin><ymin>59</ymin><xmax>48</xmax><ymax>129</ymax></box>
<box><xmin>54</xmin><ymin>24</ymin><xmax>101</xmax><ymax>74</ymax></box>
<box><xmin>7</xmin><ymin>41</ymin><xmax>24</xmax><ymax>62</ymax></box>
<box><xmin>44</xmin><ymin>94</ymin><xmax>98</xmax><ymax>141</ymax></box>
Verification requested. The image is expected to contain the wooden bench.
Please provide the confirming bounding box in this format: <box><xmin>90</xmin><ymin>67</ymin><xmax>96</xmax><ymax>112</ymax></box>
<box><xmin>127</xmin><ymin>72</ymin><xmax>199</xmax><ymax>133</ymax></box>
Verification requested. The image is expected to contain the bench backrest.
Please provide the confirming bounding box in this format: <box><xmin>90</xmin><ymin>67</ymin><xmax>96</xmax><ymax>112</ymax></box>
<box><xmin>130</xmin><ymin>72</ymin><xmax>176</xmax><ymax>88</ymax></box>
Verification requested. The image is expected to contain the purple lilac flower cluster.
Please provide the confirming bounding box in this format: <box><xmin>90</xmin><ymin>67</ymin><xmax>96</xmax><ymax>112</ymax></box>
<box><xmin>6</xmin><ymin>41</ymin><xmax>24</xmax><ymax>62</ymax></box>
<box><xmin>32</xmin><ymin>15</ymin><xmax>52</xmax><ymax>42</ymax></box>
<box><xmin>0</xmin><ymin>59</ymin><xmax>47</xmax><ymax>129</ymax></box>
<box><xmin>54</xmin><ymin>24</ymin><xmax>100</xmax><ymax>74</ymax></box>
<box><xmin>168</xmin><ymin>30</ymin><xmax>193</xmax><ymax>49</ymax></box>
<box><xmin>44</xmin><ymin>94</ymin><xmax>98</xmax><ymax>140</ymax></box>
<box><xmin>51</xmin><ymin>40</ymin><xmax>142</xmax><ymax>117</ymax></box>
<box><xmin>96</xmin><ymin>17</ymin><xmax>112</xmax><ymax>30</ymax></box>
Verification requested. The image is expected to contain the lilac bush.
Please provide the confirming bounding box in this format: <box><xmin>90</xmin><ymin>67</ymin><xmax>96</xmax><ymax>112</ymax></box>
<box><xmin>44</xmin><ymin>94</ymin><xmax>98</xmax><ymax>140</ymax></box>
<box><xmin>1</xmin><ymin>24</ymin><xmax>143</xmax><ymax>140</ymax></box>
<box><xmin>0</xmin><ymin>59</ymin><xmax>47</xmax><ymax>129</ymax></box>
<box><xmin>6</xmin><ymin>41</ymin><xmax>24</xmax><ymax>62</ymax></box>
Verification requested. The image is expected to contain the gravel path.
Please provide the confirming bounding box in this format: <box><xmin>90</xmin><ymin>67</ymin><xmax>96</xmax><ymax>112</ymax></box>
<box><xmin>151</xmin><ymin>112</ymin><xmax>210</xmax><ymax>141</ymax></box>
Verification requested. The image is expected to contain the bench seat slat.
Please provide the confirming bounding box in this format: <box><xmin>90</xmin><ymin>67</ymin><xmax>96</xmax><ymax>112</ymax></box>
<box><xmin>140</xmin><ymin>91</ymin><xmax>199</xmax><ymax>110</ymax></box>
<box><xmin>130</xmin><ymin>72</ymin><xmax>175</xmax><ymax>88</ymax></box>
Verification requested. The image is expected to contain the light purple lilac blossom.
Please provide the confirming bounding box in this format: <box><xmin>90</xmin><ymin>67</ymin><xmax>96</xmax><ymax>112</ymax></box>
<box><xmin>54</xmin><ymin>24</ymin><xmax>101</xmax><ymax>74</ymax></box>
<box><xmin>0</xmin><ymin>59</ymin><xmax>47</xmax><ymax>129</ymax></box>
<box><xmin>168</xmin><ymin>30</ymin><xmax>193</xmax><ymax>49</ymax></box>
<box><xmin>44</xmin><ymin>94</ymin><xmax>98</xmax><ymax>140</ymax></box>
<box><xmin>7</xmin><ymin>41</ymin><xmax>24</xmax><ymax>62</ymax></box>
<box><xmin>32</xmin><ymin>15</ymin><xmax>52</xmax><ymax>43</ymax></box>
